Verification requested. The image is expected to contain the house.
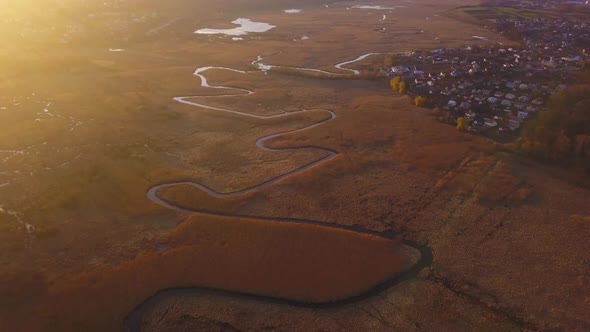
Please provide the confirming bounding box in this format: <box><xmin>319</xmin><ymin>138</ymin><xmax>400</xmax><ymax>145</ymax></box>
<box><xmin>562</xmin><ymin>56</ymin><xmax>582</xmax><ymax>62</ymax></box>
<box><xmin>484</xmin><ymin>118</ymin><xmax>498</xmax><ymax>127</ymax></box>
<box><xmin>508</xmin><ymin>119</ymin><xmax>521</xmax><ymax>130</ymax></box>
<box><xmin>542</xmin><ymin>58</ymin><xmax>557</xmax><ymax>67</ymax></box>
<box><xmin>392</xmin><ymin>66</ymin><xmax>410</xmax><ymax>74</ymax></box>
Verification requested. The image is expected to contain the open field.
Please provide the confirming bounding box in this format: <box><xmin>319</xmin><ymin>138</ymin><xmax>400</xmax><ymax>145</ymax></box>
<box><xmin>2</xmin><ymin>215</ymin><xmax>421</xmax><ymax>331</ymax></box>
<box><xmin>1</xmin><ymin>0</ymin><xmax>590</xmax><ymax>331</ymax></box>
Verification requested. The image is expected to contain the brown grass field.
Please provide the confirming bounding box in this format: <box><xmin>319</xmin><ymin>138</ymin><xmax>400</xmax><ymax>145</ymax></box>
<box><xmin>1</xmin><ymin>0</ymin><xmax>590</xmax><ymax>331</ymax></box>
<box><xmin>2</xmin><ymin>215</ymin><xmax>419</xmax><ymax>331</ymax></box>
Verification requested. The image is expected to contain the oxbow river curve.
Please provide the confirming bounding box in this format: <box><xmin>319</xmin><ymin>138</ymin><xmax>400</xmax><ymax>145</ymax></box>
<box><xmin>146</xmin><ymin>53</ymin><xmax>383</xmax><ymax>207</ymax></box>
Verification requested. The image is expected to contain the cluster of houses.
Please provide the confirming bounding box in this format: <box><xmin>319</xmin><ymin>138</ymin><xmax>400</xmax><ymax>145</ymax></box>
<box><xmin>485</xmin><ymin>0</ymin><xmax>590</xmax><ymax>11</ymax></box>
<box><xmin>497</xmin><ymin>18</ymin><xmax>590</xmax><ymax>58</ymax></box>
<box><xmin>388</xmin><ymin>46</ymin><xmax>577</xmax><ymax>136</ymax></box>
<box><xmin>387</xmin><ymin>9</ymin><xmax>588</xmax><ymax>139</ymax></box>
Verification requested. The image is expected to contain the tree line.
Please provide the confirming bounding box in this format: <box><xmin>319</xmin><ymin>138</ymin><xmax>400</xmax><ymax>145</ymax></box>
<box><xmin>518</xmin><ymin>83</ymin><xmax>590</xmax><ymax>173</ymax></box>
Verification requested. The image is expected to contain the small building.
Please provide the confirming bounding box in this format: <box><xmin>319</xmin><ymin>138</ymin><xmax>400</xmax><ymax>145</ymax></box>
<box><xmin>562</xmin><ymin>56</ymin><xmax>582</xmax><ymax>62</ymax></box>
<box><xmin>460</xmin><ymin>101</ymin><xmax>471</xmax><ymax>109</ymax></box>
<box><xmin>518</xmin><ymin>95</ymin><xmax>530</xmax><ymax>103</ymax></box>
<box><xmin>484</xmin><ymin>118</ymin><xmax>498</xmax><ymax>127</ymax></box>
<box><xmin>392</xmin><ymin>66</ymin><xmax>410</xmax><ymax>74</ymax></box>
<box><xmin>508</xmin><ymin>119</ymin><xmax>521</xmax><ymax>131</ymax></box>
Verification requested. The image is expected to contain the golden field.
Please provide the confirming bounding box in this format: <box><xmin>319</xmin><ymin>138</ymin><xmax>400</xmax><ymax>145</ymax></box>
<box><xmin>1</xmin><ymin>0</ymin><xmax>589</xmax><ymax>331</ymax></box>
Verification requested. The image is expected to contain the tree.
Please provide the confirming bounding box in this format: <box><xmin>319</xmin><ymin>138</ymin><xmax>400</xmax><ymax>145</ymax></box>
<box><xmin>551</xmin><ymin>131</ymin><xmax>573</xmax><ymax>161</ymax></box>
<box><xmin>384</xmin><ymin>55</ymin><xmax>395</xmax><ymax>68</ymax></box>
<box><xmin>456</xmin><ymin>117</ymin><xmax>466</xmax><ymax>131</ymax></box>
<box><xmin>398</xmin><ymin>82</ymin><xmax>406</xmax><ymax>95</ymax></box>
<box><xmin>415</xmin><ymin>96</ymin><xmax>427</xmax><ymax>107</ymax></box>
<box><xmin>520</xmin><ymin>84</ymin><xmax>590</xmax><ymax>167</ymax></box>
<box><xmin>389</xmin><ymin>76</ymin><xmax>401</xmax><ymax>92</ymax></box>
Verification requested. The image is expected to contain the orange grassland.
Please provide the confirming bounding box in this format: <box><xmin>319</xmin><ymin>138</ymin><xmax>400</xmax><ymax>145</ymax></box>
<box><xmin>3</xmin><ymin>215</ymin><xmax>417</xmax><ymax>331</ymax></box>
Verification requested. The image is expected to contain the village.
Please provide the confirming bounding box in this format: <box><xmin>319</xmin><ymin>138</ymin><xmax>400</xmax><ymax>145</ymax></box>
<box><xmin>387</xmin><ymin>10</ymin><xmax>589</xmax><ymax>140</ymax></box>
<box><xmin>485</xmin><ymin>0</ymin><xmax>590</xmax><ymax>11</ymax></box>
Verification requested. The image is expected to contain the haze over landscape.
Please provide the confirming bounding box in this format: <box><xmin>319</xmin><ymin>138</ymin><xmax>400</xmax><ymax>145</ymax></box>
<box><xmin>1</xmin><ymin>0</ymin><xmax>590</xmax><ymax>331</ymax></box>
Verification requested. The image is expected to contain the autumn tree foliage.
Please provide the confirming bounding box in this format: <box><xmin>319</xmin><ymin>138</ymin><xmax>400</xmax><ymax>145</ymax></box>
<box><xmin>456</xmin><ymin>117</ymin><xmax>466</xmax><ymax>131</ymax></box>
<box><xmin>389</xmin><ymin>77</ymin><xmax>406</xmax><ymax>95</ymax></box>
<box><xmin>383</xmin><ymin>55</ymin><xmax>395</xmax><ymax>68</ymax></box>
<box><xmin>398</xmin><ymin>81</ymin><xmax>406</xmax><ymax>95</ymax></box>
<box><xmin>390</xmin><ymin>76</ymin><xmax>401</xmax><ymax>91</ymax></box>
<box><xmin>520</xmin><ymin>84</ymin><xmax>590</xmax><ymax>172</ymax></box>
<box><xmin>415</xmin><ymin>96</ymin><xmax>427</xmax><ymax>107</ymax></box>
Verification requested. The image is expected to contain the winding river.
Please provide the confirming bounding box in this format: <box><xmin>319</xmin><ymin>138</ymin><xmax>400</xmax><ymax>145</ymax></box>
<box><xmin>133</xmin><ymin>54</ymin><xmax>433</xmax><ymax>329</ymax></box>
<box><xmin>146</xmin><ymin>53</ymin><xmax>381</xmax><ymax>208</ymax></box>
